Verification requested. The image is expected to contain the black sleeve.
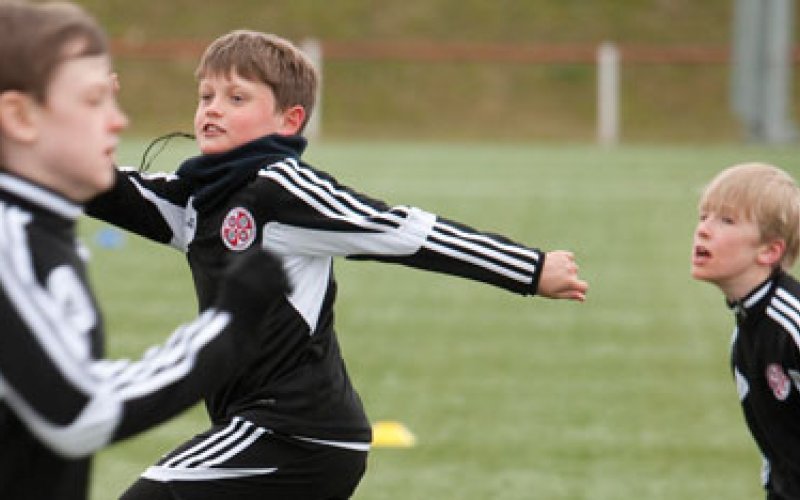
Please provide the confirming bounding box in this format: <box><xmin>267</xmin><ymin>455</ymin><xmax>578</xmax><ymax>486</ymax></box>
<box><xmin>0</xmin><ymin>209</ymin><xmax>282</xmax><ymax>457</ymax></box>
<box><xmin>87</xmin><ymin>168</ymin><xmax>193</xmax><ymax>248</ymax></box>
<box><xmin>0</xmin><ymin>279</ymin><xmax>244</xmax><ymax>457</ymax></box>
<box><xmin>257</xmin><ymin>159</ymin><xmax>543</xmax><ymax>295</ymax></box>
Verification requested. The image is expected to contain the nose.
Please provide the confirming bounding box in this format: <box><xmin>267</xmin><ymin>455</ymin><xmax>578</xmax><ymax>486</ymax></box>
<box><xmin>203</xmin><ymin>99</ymin><xmax>222</xmax><ymax>117</ymax></box>
<box><xmin>109</xmin><ymin>101</ymin><xmax>128</xmax><ymax>132</ymax></box>
<box><xmin>695</xmin><ymin>217</ymin><xmax>711</xmax><ymax>238</ymax></box>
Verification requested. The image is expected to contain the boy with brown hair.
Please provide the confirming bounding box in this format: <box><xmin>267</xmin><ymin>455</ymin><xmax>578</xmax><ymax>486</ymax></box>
<box><xmin>0</xmin><ymin>4</ymin><xmax>288</xmax><ymax>500</ymax></box>
<box><xmin>692</xmin><ymin>163</ymin><xmax>800</xmax><ymax>499</ymax></box>
<box><xmin>89</xmin><ymin>30</ymin><xmax>589</xmax><ymax>499</ymax></box>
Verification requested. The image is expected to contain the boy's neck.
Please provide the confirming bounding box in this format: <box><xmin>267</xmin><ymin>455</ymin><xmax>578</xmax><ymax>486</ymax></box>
<box><xmin>721</xmin><ymin>266</ymin><xmax>777</xmax><ymax>303</ymax></box>
<box><xmin>1</xmin><ymin>151</ymin><xmax>89</xmax><ymax>203</ymax></box>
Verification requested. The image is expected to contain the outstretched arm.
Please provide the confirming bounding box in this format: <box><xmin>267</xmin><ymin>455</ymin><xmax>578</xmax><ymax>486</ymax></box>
<box><xmin>0</xmin><ymin>248</ymin><xmax>288</xmax><ymax>458</ymax></box>
<box><xmin>537</xmin><ymin>250</ymin><xmax>588</xmax><ymax>302</ymax></box>
<box><xmin>259</xmin><ymin>159</ymin><xmax>588</xmax><ymax>299</ymax></box>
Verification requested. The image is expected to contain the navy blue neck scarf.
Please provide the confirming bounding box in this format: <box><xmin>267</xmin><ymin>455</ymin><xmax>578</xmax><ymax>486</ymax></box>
<box><xmin>176</xmin><ymin>134</ymin><xmax>306</xmax><ymax>213</ymax></box>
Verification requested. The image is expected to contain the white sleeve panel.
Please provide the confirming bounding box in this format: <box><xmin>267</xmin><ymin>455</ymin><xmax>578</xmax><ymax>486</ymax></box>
<box><xmin>262</xmin><ymin>206</ymin><xmax>436</xmax><ymax>258</ymax></box>
<box><xmin>281</xmin><ymin>255</ymin><xmax>332</xmax><ymax>331</ymax></box>
<box><xmin>262</xmin><ymin>208</ymin><xmax>434</xmax><ymax>332</ymax></box>
<box><xmin>125</xmin><ymin>172</ymin><xmax>191</xmax><ymax>252</ymax></box>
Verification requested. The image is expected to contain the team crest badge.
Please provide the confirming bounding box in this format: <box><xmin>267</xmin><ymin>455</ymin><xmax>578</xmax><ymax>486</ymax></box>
<box><xmin>766</xmin><ymin>363</ymin><xmax>792</xmax><ymax>401</ymax></box>
<box><xmin>221</xmin><ymin>207</ymin><xmax>256</xmax><ymax>251</ymax></box>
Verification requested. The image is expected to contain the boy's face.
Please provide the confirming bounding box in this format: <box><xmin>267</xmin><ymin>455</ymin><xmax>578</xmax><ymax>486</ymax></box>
<box><xmin>692</xmin><ymin>207</ymin><xmax>773</xmax><ymax>299</ymax></box>
<box><xmin>194</xmin><ymin>71</ymin><xmax>293</xmax><ymax>155</ymax></box>
<box><xmin>30</xmin><ymin>54</ymin><xmax>127</xmax><ymax>201</ymax></box>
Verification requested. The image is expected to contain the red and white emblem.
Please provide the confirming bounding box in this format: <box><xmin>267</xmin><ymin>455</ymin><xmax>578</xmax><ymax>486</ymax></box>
<box><xmin>766</xmin><ymin>363</ymin><xmax>792</xmax><ymax>401</ymax></box>
<box><xmin>221</xmin><ymin>207</ymin><xmax>256</xmax><ymax>251</ymax></box>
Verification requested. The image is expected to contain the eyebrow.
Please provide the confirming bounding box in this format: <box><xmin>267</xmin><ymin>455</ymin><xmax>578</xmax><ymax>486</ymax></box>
<box><xmin>81</xmin><ymin>80</ymin><xmax>112</xmax><ymax>95</ymax></box>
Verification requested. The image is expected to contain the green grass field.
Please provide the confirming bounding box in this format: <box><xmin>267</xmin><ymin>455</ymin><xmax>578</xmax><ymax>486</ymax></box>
<box><xmin>85</xmin><ymin>140</ymin><xmax>800</xmax><ymax>499</ymax></box>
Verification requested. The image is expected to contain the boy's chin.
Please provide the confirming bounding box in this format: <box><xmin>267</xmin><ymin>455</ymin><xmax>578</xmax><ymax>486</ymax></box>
<box><xmin>198</xmin><ymin>143</ymin><xmax>225</xmax><ymax>155</ymax></box>
<box><xmin>690</xmin><ymin>266</ymin><xmax>712</xmax><ymax>283</ymax></box>
<box><xmin>197</xmin><ymin>136</ymin><xmax>230</xmax><ymax>155</ymax></box>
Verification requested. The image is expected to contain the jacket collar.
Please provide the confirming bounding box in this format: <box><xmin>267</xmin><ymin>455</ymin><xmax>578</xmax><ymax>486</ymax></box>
<box><xmin>0</xmin><ymin>172</ymin><xmax>82</xmax><ymax>220</ymax></box>
<box><xmin>727</xmin><ymin>270</ymin><xmax>780</xmax><ymax>325</ymax></box>
<box><xmin>176</xmin><ymin>134</ymin><xmax>306</xmax><ymax>213</ymax></box>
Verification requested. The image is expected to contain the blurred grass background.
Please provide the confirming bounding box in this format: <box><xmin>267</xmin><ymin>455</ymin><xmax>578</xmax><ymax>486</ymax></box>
<box><xmin>66</xmin><ymin>0</ymin><xmax>787</xmax><ymax>142</ymax></box>
<box><xmin>85</xmin><ymin>140</ymin><xmax>800</xmax><ymax>499</ymax></box>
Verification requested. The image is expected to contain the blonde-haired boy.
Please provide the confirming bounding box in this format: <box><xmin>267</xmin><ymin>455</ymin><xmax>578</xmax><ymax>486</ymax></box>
<box><xmin>692</xmin><ymin>162</ymin><xmax>800</xmax><ymax>499</ymax></box>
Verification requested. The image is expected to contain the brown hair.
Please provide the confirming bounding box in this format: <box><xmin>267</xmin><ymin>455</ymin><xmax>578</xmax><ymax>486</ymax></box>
<box><xmin>700</xmin><ymin>162</ymin><xmax>800</xmax><ymax>269</ymax></box>
<box><xmin>0</xmin><ymin>1</ymin><xmax>107</xmax><ymax>103</ymax></box>
<box><xmin>195</xmin><ymin>30</ymin><xmax>318</xmax><ymax>133</ymax></box>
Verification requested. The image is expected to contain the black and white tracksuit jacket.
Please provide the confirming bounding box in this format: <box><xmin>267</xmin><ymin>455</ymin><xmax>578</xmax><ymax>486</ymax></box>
<box><xmin>87</xmin><ymin>133</ymin><xmax>545</xmax><ymax>452</ymax></box>
<box><xmin>0</xmin><ymin>173</ymin><xmax>266</xmax><ymax>500</ymax></box>
<box><xmin>731</xmin><ymin>269</ymin><xmax>800</xmax><ymax>499</ymax></box>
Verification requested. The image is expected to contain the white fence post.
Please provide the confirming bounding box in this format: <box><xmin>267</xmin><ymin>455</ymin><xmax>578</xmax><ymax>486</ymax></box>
<box><xmin>300</xmin><ymin>38</ymin><xmax>322</xmax><ymax>141</ymax></box>
<box><xmin>597</xmin><ymin>41</ymin><xmax>620</xmax><ymax>146</ymax></box>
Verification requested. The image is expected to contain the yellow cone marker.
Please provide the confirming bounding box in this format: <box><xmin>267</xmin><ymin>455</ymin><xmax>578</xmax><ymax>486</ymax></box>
<box><xmin>371</xmin><ymin>420</ymin><xmax>416</xmax><ymax>448</ymax></box>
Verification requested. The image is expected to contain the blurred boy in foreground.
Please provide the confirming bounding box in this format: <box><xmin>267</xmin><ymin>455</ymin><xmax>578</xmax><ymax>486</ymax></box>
<box><xmin>0</xmin><ymin>4</ymin><xmax>287</xmax><ymax>499</ymax></box>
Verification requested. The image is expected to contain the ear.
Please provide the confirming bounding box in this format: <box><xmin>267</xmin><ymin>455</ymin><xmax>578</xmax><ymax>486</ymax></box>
<box><xmin>757</xmin><ymin>238</ymin><xmax>786</xmax><ymax>267</ymax></box>
<box><xmin>279</xmin><ymin>105</ymin><xmax>306</xmax><ymax>136</ymax></box>
<box><xmin>0</xmin><ymin>91</ymin><xmax>39</xmax><ymax>143</ymax></box>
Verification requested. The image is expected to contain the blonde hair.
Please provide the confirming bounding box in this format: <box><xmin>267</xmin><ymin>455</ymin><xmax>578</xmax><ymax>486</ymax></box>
<box><xmin>195</xmin><ymin>30</ymin><xmax>318</xmax><ymax>133</ymax></box>
<box><xmin>699</xmin><ymin>162</ymin><xmax>800</xmax><ymax>269</ymax></box>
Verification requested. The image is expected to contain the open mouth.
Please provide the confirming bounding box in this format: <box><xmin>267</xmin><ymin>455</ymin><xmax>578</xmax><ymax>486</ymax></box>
<box><xmin>694</xmin><ymin>246</ymin><xmax>711</xmax><ymax>258</ymax></box>
<box><xmin>203</xmin><ymin>123</ymin><xmax>224</xmax><ymax>134</ymax></box>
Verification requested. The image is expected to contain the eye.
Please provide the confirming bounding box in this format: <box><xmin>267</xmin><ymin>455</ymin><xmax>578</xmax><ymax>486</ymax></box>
<box><xmin>86</xmin><ymin>87</ymin><xmax>114</xmax><ymax>108</ymax></box>
<box><xmin>85</xmin><ymin>95</ymin><xmax>103</xmax><ymax>107</ymax></box>
<box><xmin>230</xmin><ymin>94</ymin><xmax>246</xmax><ymax>104</ymax></box>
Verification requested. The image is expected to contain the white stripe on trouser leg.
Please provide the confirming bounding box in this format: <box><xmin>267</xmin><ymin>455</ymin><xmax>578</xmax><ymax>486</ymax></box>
<box><xmin>171</xmin><ymin>419</ymin><xmax>258</xmax><ymax>468</ymax></box>
<box><xmin>141</xmin><ymin>466</ymin><xmax>278</xmax><ymax>482</ymax></box>
<box><xmin>161</xmin><ymin>417</ymin><xmax>243</xmax><ymax>468</ymax></box>
<box><xmin>200</xmin><ymin>427</ymin><xmax>266</xmax><ymax>467</ymax></box>
<box><xmin>141</xmin><ymin>418</ymin><xmax>276</xmax><ymax>482</ymax></box>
